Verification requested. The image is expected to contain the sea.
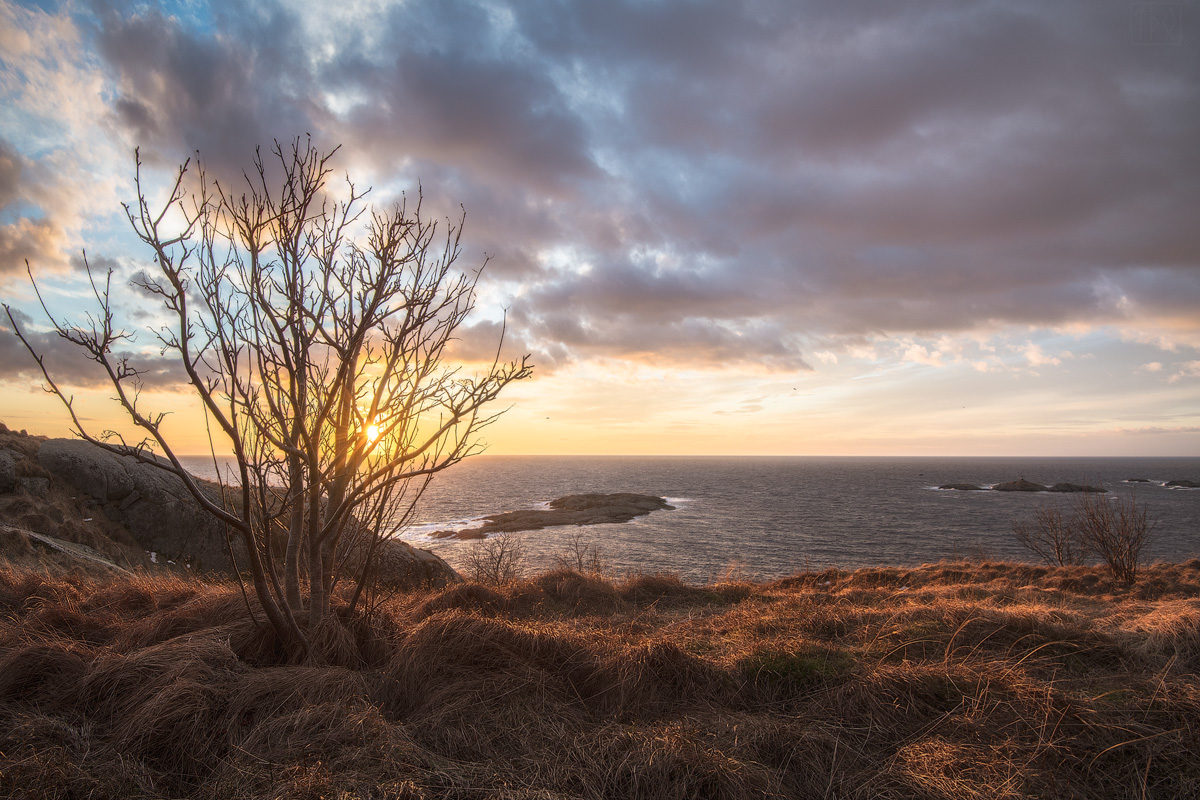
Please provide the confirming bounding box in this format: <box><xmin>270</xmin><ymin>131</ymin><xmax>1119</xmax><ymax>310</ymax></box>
<box><xmin>180</xmin><ymin>455</ymin><xmax>1200</xmax><ymax>582</ymax></box>
<box><xmin>402</xmin><ymin>456</ymin><xmax>1200</xmax><ymax>581</ymax></box>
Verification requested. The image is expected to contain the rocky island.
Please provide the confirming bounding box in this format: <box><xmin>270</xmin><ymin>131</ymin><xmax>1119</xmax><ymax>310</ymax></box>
<box><xmin>938</xmin><ymin>479</ymin><xmax>1107</xmax><ymax>493</ymax></box>
<box><xmin>430</xmin><ymin>493</ymin><xmax>674</xmax><ymax>539</ymax></box>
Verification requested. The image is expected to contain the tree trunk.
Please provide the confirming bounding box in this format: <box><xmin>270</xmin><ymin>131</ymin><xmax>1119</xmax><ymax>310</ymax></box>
<box><xmin>284</xmin><ymin>454</ymin><xmax>304</xmax><ymax>609</ymax></box>
<box><xmin>308</xmin><ymin>532</ymin><xmax>326</xmax><ymax>627</ymax></box>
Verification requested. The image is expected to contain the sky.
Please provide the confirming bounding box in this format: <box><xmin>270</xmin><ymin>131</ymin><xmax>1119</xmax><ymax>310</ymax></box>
<box><xmin>1</xmin><ymin>0</ymin><xmax>1198</xmax><ymax>456</ymax></box>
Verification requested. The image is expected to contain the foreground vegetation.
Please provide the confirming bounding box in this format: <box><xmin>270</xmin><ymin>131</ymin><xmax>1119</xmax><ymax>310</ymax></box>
<box><xmin>1</xmin><ymin>559</ymin><xmax>1199</xmax><ymax>799</ymax></box>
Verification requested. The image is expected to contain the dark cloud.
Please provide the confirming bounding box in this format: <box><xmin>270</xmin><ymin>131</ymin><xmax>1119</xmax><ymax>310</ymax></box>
<box><xmin>7</xmin><ymin>0</ymin><xmax>1199</xmax><ymax>376</ymax></box>
<box><xmin>0</xmin><ymin>314</ymin><xmax>188</xmax><ymax>391</ymax></box>
<box><xmin>336</xmin><ymin>45</ymin><xmax>598</xmax><ymax>194</ymax></box>
<box><xmin>92</xmin><ymin>2</ymin><xmax>320</xmax><ymax>177</ymax></box>
<box><xmin>0</xmin><ymin>139</ymin><xmax>68</xmax><ymax>276</ymax></box>
<box><xmin>0</xmin><ymin>218</ymin><xmax>64</xmax><ymax>277</ymax></box>
<box><xmin>0</xmin><ymin>139</ymin><xmax>19</xmax><ymax>209</ymax></box>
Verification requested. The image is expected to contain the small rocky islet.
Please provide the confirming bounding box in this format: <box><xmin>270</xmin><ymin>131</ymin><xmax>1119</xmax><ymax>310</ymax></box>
<box><xmin>937</xmin><ymin>479</ymin><xmax>1107</xmax><ymax>492</ymax></box>
<box><xmin>429</xmin><ymin>493</ymin><xmax>674</xmax><ymax>540</ymax></box>
<box><xmin>938</xmin><ymin>477</ymin><xmax>1200</xmax><ymax>492</ymax></box>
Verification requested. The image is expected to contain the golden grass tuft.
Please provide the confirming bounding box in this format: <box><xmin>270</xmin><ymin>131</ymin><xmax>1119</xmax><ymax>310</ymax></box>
<box><xmin>1</xmin><ymin>559</ymin><xmax>1199</xmax><ymax>798</ymax></box>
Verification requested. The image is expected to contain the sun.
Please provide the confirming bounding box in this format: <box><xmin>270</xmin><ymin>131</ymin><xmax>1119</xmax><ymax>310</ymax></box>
<box><xmin>365</xmin><ymin>423</ymin><xmax>381</xmax><ymax>442</ymax></box>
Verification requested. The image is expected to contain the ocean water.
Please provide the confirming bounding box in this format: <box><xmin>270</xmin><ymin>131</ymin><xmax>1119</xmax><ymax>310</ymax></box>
<box><xmin>399</xmin><ymin>456</ymin><xmax>1200</xmax><ymax>581</ymax></box>
<box><xmin>179</xmin><ymin>455</ymin><xmax>1200</xmax><ymax>582</ymax></box>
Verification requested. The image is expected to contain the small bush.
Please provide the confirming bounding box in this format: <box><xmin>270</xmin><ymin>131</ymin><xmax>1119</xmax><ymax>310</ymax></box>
<box><xmin>463</xmin><ymin>533</ymin><xmax>526</xmax><ymax>585</ymax></box>
<box><xmin>1075</xmin><ymin>491</ymin><xmax>1157</xmax><ymax>585</ymax></box>
<box><xmin>1013</xmin><ymin>505</ymin><xmax>1089</xmax><ymax>566</ymax></box>
<box><xmin>1013</xmin><ymin>491</ymin><xmax>1157</xmax><ymax>583</ymax></box>
<box><xmin>552</xmin><ymin>531</ymin><xmax>609</xmax><ymax>576</ymax></box>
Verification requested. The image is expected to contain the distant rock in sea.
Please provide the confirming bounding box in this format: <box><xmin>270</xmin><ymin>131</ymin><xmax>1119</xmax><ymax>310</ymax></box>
<box><xmin>430</xmin><ymin>493</ymin><xmax>674</xmax><ymax>540</ymax></box>
<box><xmin>941</xmin><ymin>479</ymin><xmax>1107</xmax><ymax>494</ymax></box>
<box><xmin>1166</xmin><ymin>479</ymin><xmax>1199</xmax><ymax>489</ymax></box>
<box><xmin>992</xmin><ymin>479</ymin><xmax>1048</xmax><ymax>492</ymax></box>
<box><xmin>1126</xmin><ymin>478</ymin><xmax>1151</xmax><ymax>483</ymax></box>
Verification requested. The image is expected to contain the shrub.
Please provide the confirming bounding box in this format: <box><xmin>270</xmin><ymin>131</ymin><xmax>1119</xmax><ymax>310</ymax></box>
<box><xmin>552</xmin><ymin>531</ymin><xmax>609</xmax><ymax>576</ymax></box>
<box><xmin>1074</xmin><ymin>491</ymin><xmax>1158</xmax><ymax>585</ymax></box>
<box><xmin>1013</xmin><ymin>491</ymin><xmax>1157</xmax><ymax>583</ymax></box>
<box><xmin>1012</xmin><ymin>505</ymin><xmax>1089</xmax><ymax>566</ymax></box>
<box><xmin>464</xmin><ymin>534</ymin><xmax>526</xmax><ymax>585</ymax></box>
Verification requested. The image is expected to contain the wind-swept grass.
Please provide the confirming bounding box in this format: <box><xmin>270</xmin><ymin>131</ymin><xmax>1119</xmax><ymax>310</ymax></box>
<box><xmin>1</xmin><ymin>559</ymin><xmax>1199</xmax><ymax>798</ymax></box>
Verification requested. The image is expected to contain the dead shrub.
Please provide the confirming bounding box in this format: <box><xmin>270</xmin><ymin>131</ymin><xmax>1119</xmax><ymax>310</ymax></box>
<box><xmin>552</xmin><ymin>531</ymin><xmax>610</xmax><ymax>576</ymax></box>
<box><xmin>463</xmin><ymin>533</ymin><xmax>526</xmax><ymax>585</ymax></box>
<box><xmin>1075</xmin><ymin>491</ymin><xmax>1158</xmax><ymax>584</ymax></box>
<box><xmin>1013</xmin><ymin>492</ymin><xmax>1159</xmax><ymax>584</ymax></box>
<box><xmin>1013</xmin><ymin>505</ymin><xmax>1090</xmax><ymax>566</ymax></box>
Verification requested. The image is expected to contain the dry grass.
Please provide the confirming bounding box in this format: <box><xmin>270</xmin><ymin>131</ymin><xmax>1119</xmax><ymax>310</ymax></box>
<box><xmin>1</xmin><ymin>559</ymin><xmax>1199</xmax><ymax>799</ymax></box>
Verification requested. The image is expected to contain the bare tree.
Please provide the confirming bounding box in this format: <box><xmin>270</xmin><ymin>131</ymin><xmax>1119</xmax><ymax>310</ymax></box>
<box><xmin>4</xmin><ymin>139</ymin><xmax>531</xmax><ymax>659</ymax></box>
<box><xmin>1012</xmin><ymin>506</ymin><xmax>1090</xmax><ymax>567</ymax></box>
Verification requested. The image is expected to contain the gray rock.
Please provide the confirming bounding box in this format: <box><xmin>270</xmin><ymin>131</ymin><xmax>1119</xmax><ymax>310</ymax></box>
<box><xmin>1166</xmin><ymin>479</ymin><xmax>1199</xmax><ymax>489</ymax></box>
<box><xmin>37</xmin><ymin>438</ymin><xmax>233</xmax><ymax>572</ymax></box>
<box><xmin>17</xmin><ymin>477</ymin><xmax>49</xmax><ymax>497</ymax></box>
<box><xmin>351</xmin><ymin>537</ymin><xmax>461</xmax><ymax>589</ymax></box>
<box><xmin>38</xmin><ymin>439</ymin><xmax>136</xmax><ymax>501</ymax></box>
<box><xmin>0</xmin><ymin>449</ymin><xmax>17</xmax><ymax>493</ymax></box>
<box><xmin>938</xmin><ymin>483</ymin><xmax>984</xmax><ymax>491</ymax></box>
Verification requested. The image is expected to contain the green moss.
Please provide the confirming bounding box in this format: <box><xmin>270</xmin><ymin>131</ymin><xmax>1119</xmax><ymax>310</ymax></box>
<box><xmin>740</xmin><ymin>644</ymin><xmax>857</xmax><ymax>691</ymax></box>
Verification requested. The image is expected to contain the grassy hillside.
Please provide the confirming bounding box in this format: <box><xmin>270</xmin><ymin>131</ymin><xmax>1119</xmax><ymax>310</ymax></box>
<box><xmin>1</xmin><ymin>560</ymin><xmax>1198</xmax><ymax>799</ymax></box>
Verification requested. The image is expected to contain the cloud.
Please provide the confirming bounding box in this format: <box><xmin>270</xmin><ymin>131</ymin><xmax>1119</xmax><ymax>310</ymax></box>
<box><xmin>902</xmin><ymin>343</ymin><xmax>943</xmax><ymax>367</ymax></box>
<box><xmin>1</xmin><ymin>308</ymin><xmax>188</xmax><ymax>391</ymax></box>
<box><xmin>1019</xmin><ymin>342</ymin><xmax>1062</xmax><ymax>368</ymax></box>
<box><xmin>0</xmin><ymin>217</ymin><xmax>65</xmax><ymax>277</ymax></box>
<box><xmin>1168</xmin><ymin>361</ymin><xmax>1200</xmax><ymax>384</ymax></box>
<box><xmin>1114</xmin><ymin>426</ymin><xmax>1200</xmax><ymax>436</ymax></box>
<box><xmin>0</xmin><ymin>135</ymin><xmax>70</xmax><ymax>278</ymax></box>
<box><xmin>91</xmin><ymin>5</ymin><xmax>320</xmax><ymax>177</ymax></box>
<box><xmin>2</xmin><ymin>0</ymin><xmax>1198</xmax><ymax>384</ymax></box>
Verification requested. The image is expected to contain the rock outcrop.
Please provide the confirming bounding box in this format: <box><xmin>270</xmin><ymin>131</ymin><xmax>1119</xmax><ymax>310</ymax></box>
<box><xmin>1166</xmin><ymin>479</ymin><xmax>1199</xmax><ymax>489</ymax></box>
<box><xmin>38</xmin><ymin>439</ymin><xmax>234</xmax><ymax>572</ymax></box>
<box><xmin>31</xmin><ymin>437</ymin><xmax>459</xmax><ymax>584</ymax></box>
<box><xmin>0</xmin><ymin>449</ymin><xmax>17</xmax><ymax>493</ymax></box>
<box><xmin>431</xmin><ymin>493</ymin><xmax>674</xmax><ymax>540</ymax></box>
<box><xmin>346</xmin><ymin>537</ymin><xmax>460</xmax><ymax>589</ymax></box>
<box><xmin>992</xmin><ymin>479</ymin><xmax>1048</xmax><ymax>492</ymax></box>
<box><xmin>938</xmin><ymin>483</ymin><xmax>985</xmax><ymax>491</ymax></box>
